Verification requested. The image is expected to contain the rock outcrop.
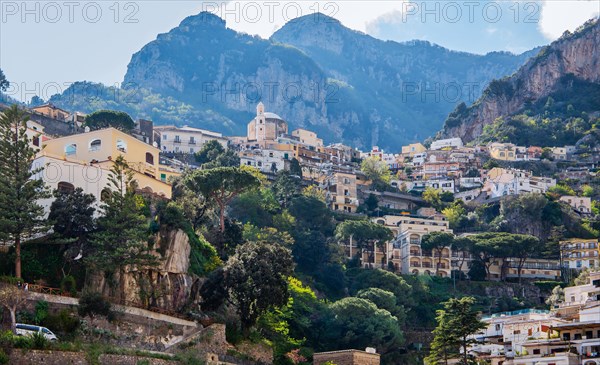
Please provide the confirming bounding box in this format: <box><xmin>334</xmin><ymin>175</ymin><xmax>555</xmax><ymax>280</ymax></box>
<box><xmin>440</xmin><ymin>18</ymin><xmax>600</xmax><ymax>142</ymax></box>
<box><xmin>86</xmin><ymin>229</ymin><xmax>201</xmax><ymax>312</ymax></box>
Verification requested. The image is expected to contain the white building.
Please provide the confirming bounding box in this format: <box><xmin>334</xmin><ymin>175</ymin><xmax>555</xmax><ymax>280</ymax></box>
<box><xmin>239</xmin><ymin>149</ymin><xmax>289</xmax><ymax>174</ymax></box>
<box><xmin>362</xmin><ymin>146</ymin><xmax>398</xmax><ymax>169</ymax></box>
<box><xmin>430</xmin><ymin>137</ymin><xmax>463</xmax><ymax>151</ymax></box>
<box><xmin>32</xmin><ymin>153</ymin><xmax>172</xmax><ymax>216</ymax></box>
<box><xmin>483</xmin><ymin>168</ymin><xmax>556</xmax><ymax>199</ymax></box>
<box><xmin>411</xmin><ymin>152</ymin><xmax>427</xmax><ymax>166</ymax></box>
<box><xmin>154</xmin><ymin>125</ymin><xmax>228</xmax><ymax>154</ymax></box>
<box><xmin>402</xmin><ymin>178</ymin><xmax>455</xmax><ymax>193</ymax></box>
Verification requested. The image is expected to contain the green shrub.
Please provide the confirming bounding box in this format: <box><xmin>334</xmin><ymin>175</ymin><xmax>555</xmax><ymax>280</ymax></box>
<box><xmin>175</xmin><ymin>350</ymin><xmax>205</xmax><ymax>365</ymax></box>
<box><xmin>30</xmin><ymin>332</ymin><xmax>49</xmax><ymax>350</ymax></box>
<box><xmin>34</xmin><ymin>301</ymin><xmax>49</xmax><ymax>325</ymax></box>
<box><xmin>78</xmin><ymin>292</ymin><xmax>111</xmax><ymax>320</ymax></box>
<box><xmin>0</xmin><ymin>349</ymin><xmax>8</xmax><ymax>364</ymax></box>
<box><xmin>13</xmin><ymin>336</ymin><xmax>32</xmax><ymax>349</ymax></box>
<box><xmin>0</xmin><ymin>331</ymin><xmax>15</xmax><ymax>351</ymax></box>
<box><xmin>534</xmin><ymin>280</ymin><xmax>565</xmax><ymax>292</ymax></box>
<box><xmin>0</xmin><ymin>276</ymin><xmax>18</xmax><ymax>285</ymax></box>
<box><xmin>44</xmin><ymin>310</ymin><xmax>80</xmax><ymax>335</ymax></box>
<box><xmin>60</xmin><ymin>276</ymin><xmax>78</xmax><ymax>297</ymax></box>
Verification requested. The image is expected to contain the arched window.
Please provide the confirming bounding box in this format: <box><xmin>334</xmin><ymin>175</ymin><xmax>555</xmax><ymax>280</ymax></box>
<box><xmin>65</xmin><ymin>144</ymin><xmax>77</xmax><ymax>155</ymax></box>
<box><xmin>116</xmin><ymin>139</ymin><xmax>127</xmax><ymax>152</ymax></box>
<box><xmin>57</xmin><ymin>182</ymin><xmax>75</xmax><ymax>194</ymax></box>
<box><xmin>145</xmin><ymin>152</ymin><xmax>154</xmax><ymax>165</ymax></box>
<box><xmin>89</xmin><ymin>139</ymin><xmax>102</xmax><ymax>151</ymax></box>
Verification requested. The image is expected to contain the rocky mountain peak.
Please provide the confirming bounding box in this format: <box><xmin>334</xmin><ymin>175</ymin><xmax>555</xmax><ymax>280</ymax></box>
<box><xmin>440</xmin><ymin>17</ymin><xmax>600</xmax><ymax>143</ymax></box>
<box><xmin>178</xmin><ymin>11</ymin><xmax>227</xmax><ymax>32</ymax></box>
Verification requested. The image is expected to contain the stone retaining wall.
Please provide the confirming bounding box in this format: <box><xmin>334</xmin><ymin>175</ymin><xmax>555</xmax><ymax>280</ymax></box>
<box><xmin>7</xmin><ymin>349</ymin><xmax>178</xmax><ymax>365</ymax></box>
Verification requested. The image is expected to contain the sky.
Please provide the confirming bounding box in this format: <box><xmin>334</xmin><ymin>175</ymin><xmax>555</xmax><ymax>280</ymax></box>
<box><xmin>1</xmin><ymin>0</ymin><xmax>598</xmax><ymax>102</ymax></box>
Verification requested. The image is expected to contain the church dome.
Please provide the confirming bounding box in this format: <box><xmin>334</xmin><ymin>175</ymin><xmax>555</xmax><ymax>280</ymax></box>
<box><xmin>264</xmin><ymin>112</ymin><xmax>284</xmax><ymax>120</ymax></box>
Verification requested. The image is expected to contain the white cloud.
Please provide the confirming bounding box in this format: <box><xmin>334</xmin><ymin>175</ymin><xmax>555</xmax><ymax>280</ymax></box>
<box><xmin>539</xmin><ymin>0</ymin><xmax>600</xmax><ymax>39</ymax></box>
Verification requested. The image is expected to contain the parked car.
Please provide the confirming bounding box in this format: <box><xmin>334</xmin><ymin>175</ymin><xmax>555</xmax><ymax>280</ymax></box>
<box><xmin>15</xmin><ymin>323</ymin><xmax>58</xmax><ymax>341</ymax></box>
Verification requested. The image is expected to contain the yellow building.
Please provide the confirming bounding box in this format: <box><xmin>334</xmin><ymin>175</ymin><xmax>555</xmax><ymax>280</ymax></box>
<box><xmin>488</xmin><ymin>142</ymin><xmax>517</xmax><ymax>161</ymax></box>
<box><xmin>41</xmin><ymin>128</ymin><xmax>173</xmax><ymax>197</ymax></box>
<box><xmin>291</xmin><ymin>128</ymin><xmax>323</xmax><ymax>147</ymax></box>
<box><xmin>402</xmin><ymin>143</ymin><xmax>427</xmax><ymax>156</ymax></box>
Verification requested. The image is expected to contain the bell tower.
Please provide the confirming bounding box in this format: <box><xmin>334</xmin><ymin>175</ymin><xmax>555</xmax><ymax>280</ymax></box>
<box><xmin>256</xmin><ymin>102</ymin><xmax>266</xmax><ymax>141</ymax></box>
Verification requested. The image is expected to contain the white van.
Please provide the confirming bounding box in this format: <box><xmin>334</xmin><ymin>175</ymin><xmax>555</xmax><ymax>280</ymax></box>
<box><xmin>15</xmin><ymin>323</ymin><xmax>58</xmax><ymax>341</ymax></box>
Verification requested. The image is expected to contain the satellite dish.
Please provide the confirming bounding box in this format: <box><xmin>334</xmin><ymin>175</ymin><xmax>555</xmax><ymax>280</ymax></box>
<box><xmin>84</xmin><ymin>126</ymin><xmax>90</xmax><ymax>133</ymax></box>
<box><xmin>153</xmin><ymin>141</ymin><xmax>158</xmax><ymax>148</ymax></box>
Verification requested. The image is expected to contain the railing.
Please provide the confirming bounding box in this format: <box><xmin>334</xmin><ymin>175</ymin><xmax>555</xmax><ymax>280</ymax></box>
<box><xmin>28</xmin><ymin>284</ymin><xmax>70</xmax><ymax>296</ymax></box>
<box><xmin>481</xmin><ymin>308</ymin><xmax>550</xmax><ymax>320</ymax></box>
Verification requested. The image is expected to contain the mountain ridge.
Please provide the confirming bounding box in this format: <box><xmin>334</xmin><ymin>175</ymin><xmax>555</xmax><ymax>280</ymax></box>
<box><xmin>439</xmin><ymin>17</ymin><xmax>600</xmax><ymax>143</ymax></box>
<box><xmin>50</xmin><ymin>11</ymin><xmax>540</xmax><ymax>149</ymax></box>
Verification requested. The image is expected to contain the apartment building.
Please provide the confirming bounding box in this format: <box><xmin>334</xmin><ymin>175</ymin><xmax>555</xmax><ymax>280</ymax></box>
<box><xmin>393</xmin><ymin>209</ymin><xmax>454</xmax><ymax>277</ymax></box>
<box><xmin>325</xmin><ymin>172</ymin><xmax>363</xmax><ymax>214</ymax></box>
<box><xmin>560</xmin><ymin>239</ymin><xmax>600</xmax><ymax>271</ymax></box>
<box><xmin>469</xmin><ymin>273</ymin><xmax>600</xmax><ymax>365</ymax></box>
<box><xmin>421</xmin><ymin>161</ymin><xmax>461</xmax><ymax>179</ymax></box>
<box><xmin>154</xmin><ymin>125</ymin><xmax>228</xmax><ymax>154</ymax></box>
<box><xmin>291</xmin><ymin>128</ymin><xmax>323</xmax><ymax>147</ymax></box>
<box><xmin>39</xmin><ymin>128</ymin><xmax>174</xmax><ymax>202</ymax></box>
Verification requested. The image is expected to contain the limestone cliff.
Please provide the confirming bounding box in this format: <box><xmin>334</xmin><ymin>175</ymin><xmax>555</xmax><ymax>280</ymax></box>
<box><xmin>440</xmin><ymin>18</ymin><xmax>600</xmax><ymax>142</ymax></box>
<box><xmin>106</xmin><ymin>12</ymin><xmax>535</xmax><ymax>149</ymax></box>
<box><xmin>86</xmin><ymin>229</ymin><xmax>201</xmax><ymax>312</ymax></box>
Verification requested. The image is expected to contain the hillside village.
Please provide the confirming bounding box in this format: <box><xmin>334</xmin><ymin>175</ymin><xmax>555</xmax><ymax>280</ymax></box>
<box><xmin>0</xmin><ymin>98</ymin><xmax>600</xmax><ymax>365</ymax></box>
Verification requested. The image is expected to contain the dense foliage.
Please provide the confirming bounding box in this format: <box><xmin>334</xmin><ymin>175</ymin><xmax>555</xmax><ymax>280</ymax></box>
<box><xmin>0</xmin><ymin>105</ymin><xmax>49</xmax><ymax>278</ymax></box>
<box><xmin>84</xmin><ymin>110</ymin><xmax>135</xmax><ymax>131</ymax></box>
<box><xmin>478</xmin><ymin>75</ymin><xmax>600</xmax><ymax>147</ymax></box>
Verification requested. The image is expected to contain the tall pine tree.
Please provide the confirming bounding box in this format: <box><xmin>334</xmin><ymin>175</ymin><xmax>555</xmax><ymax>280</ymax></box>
<box><xmin>427</xmin><ymin>297</ymin><xmax>487</xmax><ymax>365</ymax></box>
<box><xmin>0</xmin><ymin>105</ymin><xmax>48</xmax><ymax>278</ymax></box>
<box><xmin>86</xmin><ymin>156</ymin><xmax>156</xmax><ymax>274</ymax></box>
